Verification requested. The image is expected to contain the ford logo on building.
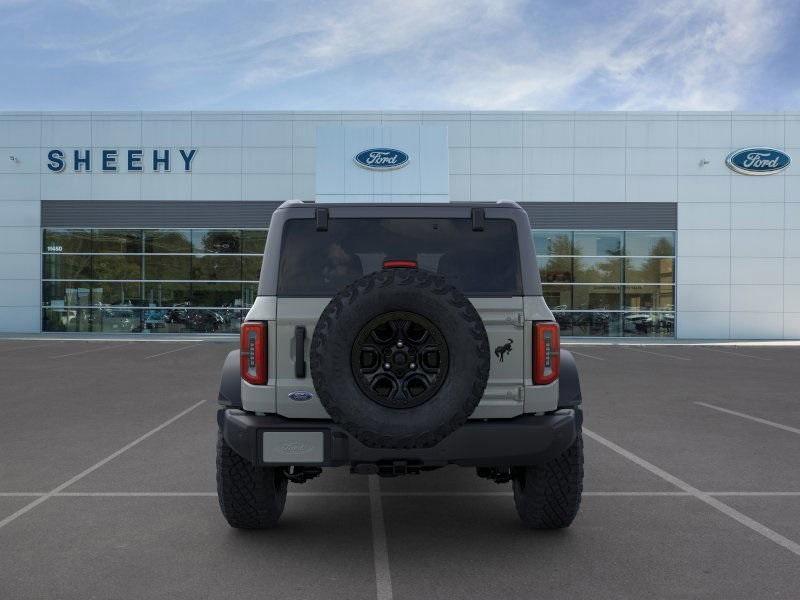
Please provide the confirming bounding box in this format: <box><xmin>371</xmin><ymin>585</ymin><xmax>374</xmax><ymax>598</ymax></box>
<box><xmin>726</xmin><ymin>147</ymin><xmax>790</xmax><ymax>175</ymax></box>
<box><xmin>354</xmin><ymin>148</ymin><xmax>409</xmax><ymax>170</ymax></box>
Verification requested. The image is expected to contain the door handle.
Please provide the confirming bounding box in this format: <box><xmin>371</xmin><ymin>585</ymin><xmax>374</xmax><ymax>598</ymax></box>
<box><xmin>294</xmin><ymin>326</ymin><xmax>306</xmax><ymax>378</ymax></box>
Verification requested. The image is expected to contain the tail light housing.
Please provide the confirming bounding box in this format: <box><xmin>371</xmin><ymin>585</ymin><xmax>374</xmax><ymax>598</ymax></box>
<box><xmin>533</xmin><ymin>322</ymin><xmax>560</xmax><ymax>385</ymax></box>
<box><xmin>240</xmin><ymin>321</ymin><xmax>267</xmax><ymax>385</ymax></box>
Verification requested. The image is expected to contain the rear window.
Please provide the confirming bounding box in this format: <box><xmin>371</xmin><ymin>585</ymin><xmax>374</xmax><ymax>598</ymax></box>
<box><xmin>277</xmin><ymin>218</ymin><xmax>522</xmax><ymax>297</ymax></box>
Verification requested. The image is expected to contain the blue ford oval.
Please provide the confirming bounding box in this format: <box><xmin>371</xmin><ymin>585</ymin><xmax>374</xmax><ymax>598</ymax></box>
<box><xmin>726</xmin><ymin>147</ymin><xmax>790</xmax><ymax>175</ymax></box>
<box><xmin>354</xmin><ymin>148</ymin><xmax>409</xmax><ymax>170</ymax></box>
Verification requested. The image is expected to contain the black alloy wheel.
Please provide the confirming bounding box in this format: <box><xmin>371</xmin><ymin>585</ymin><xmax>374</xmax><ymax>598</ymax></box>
<box><xmin>351</xmin><ymin>311</ymin><xmax>449</xmax><ymax>409</ymax></box>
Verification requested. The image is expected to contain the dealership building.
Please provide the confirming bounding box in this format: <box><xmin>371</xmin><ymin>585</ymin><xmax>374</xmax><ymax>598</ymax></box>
<box><xmin>0</xmin><ymin>110</ymin><xmax>798</xmax><ymax>339</ymax></box>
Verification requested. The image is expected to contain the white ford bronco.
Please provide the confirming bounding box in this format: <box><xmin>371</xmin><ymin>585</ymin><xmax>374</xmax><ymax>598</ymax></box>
<box><xmin>216</xmin><ymin>201</ymin><xmax>584</xmax><ymax>529</ymax></box>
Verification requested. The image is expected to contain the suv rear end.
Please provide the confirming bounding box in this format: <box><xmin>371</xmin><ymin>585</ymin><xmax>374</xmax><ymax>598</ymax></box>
<box><xmin>217</xmin><ymin>201</ymin><xmax>583</xmax><ymax>529</ymax></box>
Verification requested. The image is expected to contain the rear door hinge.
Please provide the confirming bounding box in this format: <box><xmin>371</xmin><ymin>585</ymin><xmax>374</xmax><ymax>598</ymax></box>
<box><xmin>505</xmin><ymin>312</ymin><xmax>525</xmax><ymax>328</ymax></box>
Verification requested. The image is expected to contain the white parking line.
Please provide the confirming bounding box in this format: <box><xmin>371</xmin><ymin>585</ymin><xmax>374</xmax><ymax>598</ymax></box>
<box><xmin>143</xmin><ymin>344</ymin><xmax>203</xmax><ymax>359</ymax></box>
<box><xmin>369</xmin><ymin>476</ymin><xmax>393</xmax><ymax>600</ymax></box>
<box><xmin>50</xmin><ymin>342</ymin><xmax>133</xmax><ymax>358</ymax></box>
<box><xmin>584</xmin><ymin>427</ymin><xmax>800</xmax><ymax>558</ymax></box>
<box><xmin>0</xmin><ymin>399</ymin><xmax>207</xmax><ymax>531</ymax></box>
<box><xmin>568</xmin><ymin>350</ymin><xmax>605</xmax><ymax>361</ymax></box>
<box><xmin>695</xmin><ymin>402</ymin><xmax>800</xmax><ymax>436</ymax></box>
<box><xmin>695</xmin><ymin>347</ymin><xmax>771</xmax><ymax>361</ymax></box>
<box><xmin>623</xmin><ymin>346</ymin><xmax>691</xmax><ymax>361</ymax></box>
<box><xmin>3</xmin><ymin>490</ymin><xmax>800</xmax><ymax>498</ymax></box>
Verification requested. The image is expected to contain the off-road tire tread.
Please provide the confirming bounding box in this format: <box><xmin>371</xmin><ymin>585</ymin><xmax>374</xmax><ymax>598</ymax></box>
<box><xmin>512</xmin><ymin>431</ymin><xmax>584</xmax><ymax>529</ymax></box>
<box><xmin>216</xmin><ymin>431</ymin><xmax>287</xmax><ymax>529</ymax></box>
<box><xmin>310</xmin><ymin>268</ymin><xmax>490</xmax><ymax>449</ymax></box>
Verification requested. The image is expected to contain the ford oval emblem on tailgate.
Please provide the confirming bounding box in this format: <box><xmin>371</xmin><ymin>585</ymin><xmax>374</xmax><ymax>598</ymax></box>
<box><xmin>288</xmin><ymin>391</ymin><xmax>313</xmax><ymax>402</ymax></box>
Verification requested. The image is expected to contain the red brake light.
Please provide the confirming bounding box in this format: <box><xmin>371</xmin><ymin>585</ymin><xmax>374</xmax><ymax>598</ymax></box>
<box><xmin>533</xmin><ymin>322</ymin><xmax>560</xmax><ymax>385</ymax></box>
<box><xmin>383</xmin><ymin>259</ymin><xmax>417</xmax><ymax>269</ymax></box>
<box><xmin>240</xmin><ymin>321</ymin><xmax>267</xmax><ymax>385</ymax></box>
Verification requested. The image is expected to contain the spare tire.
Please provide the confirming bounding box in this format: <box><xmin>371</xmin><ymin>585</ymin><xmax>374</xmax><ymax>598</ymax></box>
<box><xmin>310</xmin><ymin>268</ymin><xmax>490</xmax><ymax>449</ymax></box>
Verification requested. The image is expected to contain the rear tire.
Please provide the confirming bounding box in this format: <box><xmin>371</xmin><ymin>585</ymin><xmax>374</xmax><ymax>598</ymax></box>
<box><xmin>512</xmin><ymin>431</ymin><xmax>583</xmax><ymax>529</ymax></box>
<box><xmin>216</xmin><ymin>431</ymin><xmax>288</xmax><ymax>529</ymax></box>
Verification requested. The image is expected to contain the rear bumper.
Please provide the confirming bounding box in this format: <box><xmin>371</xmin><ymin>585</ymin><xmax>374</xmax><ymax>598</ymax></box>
<box><xmin>219</xmin><ymin>408</ymin><xmax>580</xmax><ymax>468</ymax></box>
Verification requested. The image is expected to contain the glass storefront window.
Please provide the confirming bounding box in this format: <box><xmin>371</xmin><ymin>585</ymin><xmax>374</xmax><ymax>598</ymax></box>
<box><xmin>542</xmin><ymin>285</ymin><xmax>572</xmax><ymax>310</ymax></box>
<box><xmin>573</xmin><ymin>285</ymin><xmax>622</xmax><ymax>311</ymax></box>
<box><xmin>43</xmin><ymin>229</ymin><xmax>92</xmax><ymax>253</ymax></box>
<box><xmin>43</xmin><ymin>254</ymin><xmax>92</xmax><ymax>279</ymax></box>
<box><xmin>624</xmin><ymin>257</ymin><xmax>674</xmax><ymax>284</ymax></box>
<box><xmin>42</xmin><ymin>227</ymin><xmax>267</xmax><ymax>334</ymax></box>
<box><xmin>242</xmin><ymin>230</ymin><xmax>268</xmax><ymax>254</ymax></box>
<box><xmin>143</xmin><ymin>282</ymin><xmax>192</xmax><ymax>307</ymax></box>
<box><xmin>242</xmin><ymin>256</ymin><xmax>262</xmax><ymax>281</ymax></box>
<box><xmin>624</xmin><ymin>285</ymin><xmax>675</xmax><ymax>311</ymax></box>
<box><xmin>533</xmin><ymin>231</ymin><xmax>573</xmax><ymax>256</ymax></box>
<box><xmin>92</xmin><ymin>255</ymin><xmax>143</xmax><ymax>280</ymax></box>
<box><xmin>573</xmin><ymin>257</ymin><xmax>622</xmax><ymax>283</ymax></box>
<box><xmin>191</xmin><ymin>282</ymin><xmax>244</xmax><ymax>307</ymax></box>
<box><xmin>574</xmin><ymin>231</ymin><xmax>623</xmax><ymax>256</ymax></box>
<box><xmin>144</xmin><ymin>255</ymin><xmax>192</xmax><ymax>280</ymax></box>
<box><xmin>539</xmin><ymin>256</ymin><xmax>573</xmax><ymax>283</ymax></box>
<box><xmin>41</xmin><ymin>226</ymin><xmax>673</xmax><ymax>338</ymax></box>
<box><xmin>192</xmin><ymin>229</ymin><xmax>241</xmax><ymax>254</ymax></box>
<box><xmin>191</xmin><ymin>255</ymin><xmax>242</xmax><ymax>280</ymax></box>
<box><xmin>144</xmin><ymin>230</ymin><xmax>192</xmax><ymax>253</ymax></box>
<box><xmin>625</xmin><ymin>231</ymin><xmax>675</xmax><ymax>256</ymax></box>
<box><xmin>93</xmin><ymin>230</ymin><xmax>142</xmax><ymax>253</ymax></box>
<box><xmin>538</xmin><ymin>229</ymin><xmax>676</xmax><ymax>338</ymax></box>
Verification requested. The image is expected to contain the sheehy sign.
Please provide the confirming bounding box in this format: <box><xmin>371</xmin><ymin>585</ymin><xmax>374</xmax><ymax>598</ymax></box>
<box><xmin>46</xmin><ymin>148</ymin><xmax>197</xmax><ymax>172</ymax></box>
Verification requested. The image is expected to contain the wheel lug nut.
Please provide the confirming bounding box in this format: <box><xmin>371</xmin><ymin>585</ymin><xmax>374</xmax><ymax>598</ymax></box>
<box><xmin>396</xmin><ymin>341</ymin><xmax>404</xmax><ymax>348</ymax></box>
<box><xmin>409</xmin><ymin>363</ymin><xmax>416</xmax><ymax>369</ymax></box>
<box><xmin>384</xmin><ymin>363</ymin><xmax>391</xmax><ymax>369</ymax></box>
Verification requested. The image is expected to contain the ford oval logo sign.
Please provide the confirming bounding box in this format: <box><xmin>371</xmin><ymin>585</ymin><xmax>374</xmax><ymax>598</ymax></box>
<box><xmin>354</xmin><ymin>148</ymin><xmax>409</xmax><ymax>170</ymax></box>
<box><xmin>726</xmin><ymin>147</ymin><xmax>790</xmax><ymax>175</ymax></box>
<box><xmin>288</xmin><ymin>391</ymin><xmax>313</xmax><ymax>402</ymax></box>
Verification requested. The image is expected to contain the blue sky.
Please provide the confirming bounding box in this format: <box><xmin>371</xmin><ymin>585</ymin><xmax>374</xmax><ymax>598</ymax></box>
<box><xmin>1</xmin><ymin>0</ymin><xmax>798</xmax><ymax>111</ymax></box>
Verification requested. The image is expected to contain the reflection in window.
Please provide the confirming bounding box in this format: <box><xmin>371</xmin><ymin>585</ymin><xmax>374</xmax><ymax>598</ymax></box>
<box><xmin>144</xmin><ymin>230</ymin><xmax>191</xmax><ymax>253</ymax></box>
<box><xmin>539</xmin><ymin>229</ymin><xmax>676</xmax><ymax>337</ymax></box>
<box><xmin>624</xmin><ymin>285</ymin><xmax>674</xmax><ymax>311</ymax></box>
<box><xmin>42</xmin><ymin>227</ymin><xmax>267</xmax><ymax>334</ymax></box>
<box><xmin>242</xmin><ymin>230</ymin><xmax>268</xmax><ymax>254</ymax></box>
<box><xmin>625</xmin><ymin>258</ymin><xmax>674</xmax><ymax>284</ymax></box>
<box><xmin>533</xmin><ymin>231</ymin><xmax>573</xmax><ymax>256</ymax></box>
<box><xmin>92</xmin><ymin>255</ymin><xmax>142</xmax><ymax>280</ymax></box>
<box><xmin>43</xmin><ymin>229</ymin><xmax>92</xmax><ymax>253</ymax></box>
<box><xmin>542</xmin><ymin>285</ymin><xmax>572</xmax><ymax>310</ymax></box>
<box><xmin>144</xmin><ymin>255</ymin><xmax>192</xmax><ymax>280</ymax></box>
<box><xmin>43</xmin><ymin>254</ymin><xmax>93</xmax><ymax>279</ymax></box>
<box><xmin>93</xmin><ymin>230</ymin><xmax>142</xmax><ymax>253</ymax></box>
<box><xmin>574</xmin><ymin>231</ymin><xmax>623</xmax><ymax>256</ymax></box>
<box><xmin>573</xmin><ymin>285</ymin><xmax>622</xmax><ymax>310</ymax></box>
<box><xmin>192</xmin><ymin>229</ymin><xmax>241</xmax><ymax>254</ymax></box>
<box><xmin>242</xmin><ymin>256</ymin><xmax>263</xmax><ymax>281</ymax></box>
<box><xmin>191</xmin><ymin>255</ymin><xmax>242</xmax><ymax>281</ymax></box>
<box><xmin>539</xmin><ymin>256</ymin><xmax>573</xmax><ymax>283</ymax></box>
<box><xmin>573</xmin><ymin>257</ymin><xmax>622</xmax><ymax>283</ymax></box>
<box><xmin>625</xmin><ymin>232</ymin><xmax>675</xmax><ymax>256</ymax></box>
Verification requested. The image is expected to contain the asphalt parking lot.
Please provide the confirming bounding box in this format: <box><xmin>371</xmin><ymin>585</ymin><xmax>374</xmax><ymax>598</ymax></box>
<box><xmin>1</xmin><ymin>338</ymin><xmax>799</xmax><ymax>599</ymax></box>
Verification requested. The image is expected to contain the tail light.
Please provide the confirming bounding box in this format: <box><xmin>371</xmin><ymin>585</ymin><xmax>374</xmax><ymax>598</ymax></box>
<box><xmin>240</xmin><ymin>321</ymin><xmax>267</xmax><ymax>385</ymax></box>
<box><xmin>533</xmin><ymin>322</ymin><xmax>560</xmax><ymax>385</ymax></box>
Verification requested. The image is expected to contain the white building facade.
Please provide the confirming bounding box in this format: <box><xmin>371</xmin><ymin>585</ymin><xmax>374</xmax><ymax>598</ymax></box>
<box><xmin>0</xmin><ymin>111</ymin><xmax>798</xmax><ymax>339</ymax></box>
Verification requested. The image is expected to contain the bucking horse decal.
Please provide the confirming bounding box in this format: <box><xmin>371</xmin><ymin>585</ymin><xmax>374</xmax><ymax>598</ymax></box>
<box><xmin>494</xmin><ymin>338</ymin><xmax>513</xmax><ymax>362</ymax></box>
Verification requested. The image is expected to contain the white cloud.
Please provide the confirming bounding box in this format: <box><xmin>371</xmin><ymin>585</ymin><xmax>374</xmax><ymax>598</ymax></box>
<box><xmin>2</xmin><ymin>0</ymin><xmax>793</xmax><ymax>109</ymax></box>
